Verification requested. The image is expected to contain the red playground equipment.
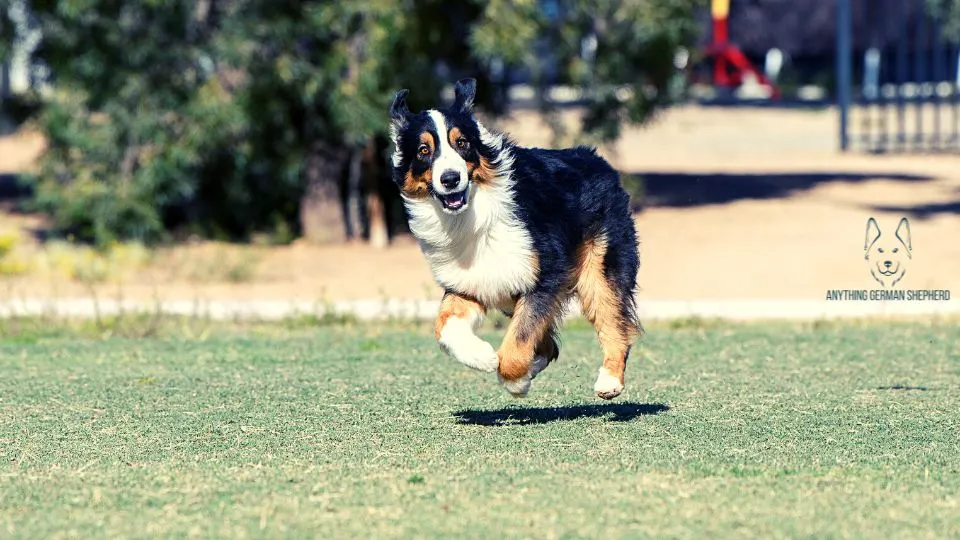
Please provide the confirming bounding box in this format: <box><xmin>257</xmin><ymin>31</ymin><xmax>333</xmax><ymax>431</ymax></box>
<box><xmin>704</xmin><ymin>0</ymin><xmax>781</xmax><ymax>98</ymax></box>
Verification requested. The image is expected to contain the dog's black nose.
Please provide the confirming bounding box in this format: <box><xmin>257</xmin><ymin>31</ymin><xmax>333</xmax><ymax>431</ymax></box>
<box><xmin>439</xmin><ymin>170</ymin><xmax>460</xmax><ymax>189</ymax></box>
<box><xmin>884</xmin><ymin>261</ymin><xmax>892</xmax><ymax>268</ymax></box>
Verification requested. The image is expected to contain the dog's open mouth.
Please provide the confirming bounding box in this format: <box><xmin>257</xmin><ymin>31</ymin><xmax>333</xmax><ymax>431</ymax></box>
<box><xmin>437</xmin><ymin>189</ymin><xmax>469</xmax><ymax>213</ymax></box>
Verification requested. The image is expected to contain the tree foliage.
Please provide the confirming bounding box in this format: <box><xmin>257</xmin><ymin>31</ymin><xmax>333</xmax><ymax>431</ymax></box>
<box><xmin>928</xmin><ymin>0</ymin><xmax>960</xmax><ymax>41</ymax></box>
<box><xmin>538</xmin><ymin>0</ymin><xmax>697</xmax><ymax>143</ymax></box>
<box><xmin>3</xmin><ymin>0</ymin><xmax>697</xmax><ymax>246</ymax></box>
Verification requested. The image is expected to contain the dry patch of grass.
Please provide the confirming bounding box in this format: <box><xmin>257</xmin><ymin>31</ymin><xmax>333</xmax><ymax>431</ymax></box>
<box><xmin>0</xmin><ymin>231</ymin><xmax>264</xmax><ymax>285</ymax></box>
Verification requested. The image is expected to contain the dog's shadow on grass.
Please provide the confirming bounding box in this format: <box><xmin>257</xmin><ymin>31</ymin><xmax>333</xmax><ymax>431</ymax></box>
<box><xmin>453</xmin><ymin>402</ymin><xmax>670</xmax><ymax>426</ymax></box>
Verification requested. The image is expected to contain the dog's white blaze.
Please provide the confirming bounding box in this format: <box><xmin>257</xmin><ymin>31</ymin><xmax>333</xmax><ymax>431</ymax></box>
<box><xmin>404</xmin><ymin>123</ymin><xmax>536</xmax><ymax>308</ymax></box>
<box><xmin>437</xmin><ymin>314</ymin><xmax>499</xmax><ymax>372</ymax></box>
<box><xmin>427</xmin><ymin>110</ymin><xmax>469</xmax><ymax>195</ymax></box>
<box><xmin>594</xmin><ymin>367</ymin><xmax>624</xmax><ymax>397</ymax></box>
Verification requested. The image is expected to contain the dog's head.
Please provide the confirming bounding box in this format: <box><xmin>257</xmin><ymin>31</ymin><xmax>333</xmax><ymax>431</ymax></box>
<box><xmin>864</xmin><ymin>217</ymin><xmax>912</xmax><ymax>286</ymax></box>
<box><xmin>388</xmin><ymin>78</ymin><xmax>501</xmax><ymax>215</ymax></box>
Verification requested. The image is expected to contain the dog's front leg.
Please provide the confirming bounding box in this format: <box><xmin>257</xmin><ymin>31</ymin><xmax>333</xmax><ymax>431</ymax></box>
<box><xmin>434</xmin><ymin>291</ymin><xmax>499</xmax><ymax>372</ymax></box>
<box><xmin>497</xmin><ymin>291</ymin><xmax>563</xmax><ymax>398</ymax></box>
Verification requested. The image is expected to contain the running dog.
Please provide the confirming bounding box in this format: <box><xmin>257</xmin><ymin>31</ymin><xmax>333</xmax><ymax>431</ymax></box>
<box><xmin>388</xmin><ymin>78</ymin><xmax>641</xmax><ymax>399</ymax></box>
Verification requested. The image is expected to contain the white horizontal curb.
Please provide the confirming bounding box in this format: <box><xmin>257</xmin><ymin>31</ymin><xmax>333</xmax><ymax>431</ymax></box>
<box><xmin>0</xmin><ymin>298</ymin><xmax>957</xmax><ymax>321</ymax></box>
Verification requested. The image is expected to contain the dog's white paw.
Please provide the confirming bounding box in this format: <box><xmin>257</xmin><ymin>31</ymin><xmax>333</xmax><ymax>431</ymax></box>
<box><xmin>438</xmin><ymin>319</ymin><xmax>499</xmax><ymax>372</ymax></box>
<box><xmin>442</xmin><ymin>338</ymin><xmax>499</xmax><ymax>372</ymax></box>
<box><xmin>498</xmin><ymin>372</ymin><xmax>532</xmax><ymax>398</ymax></box>
<box><xmin>594</xmin><ymin>367</ymin><xmax>624</xmax><ymax>400</ymax></box>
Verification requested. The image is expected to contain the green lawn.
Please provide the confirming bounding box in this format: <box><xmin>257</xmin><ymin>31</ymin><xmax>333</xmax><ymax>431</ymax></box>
<box><xmin>2</xmin><ymin>318</ymin><xmax>959</xmax><ymax>538</ymax></box>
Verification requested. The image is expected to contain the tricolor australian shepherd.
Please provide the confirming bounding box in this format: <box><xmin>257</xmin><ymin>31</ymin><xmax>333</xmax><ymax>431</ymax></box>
<box><xmin>389</xmin><ymin>78</ymin><xmax>641</xmax><ymax>400</ymax></box>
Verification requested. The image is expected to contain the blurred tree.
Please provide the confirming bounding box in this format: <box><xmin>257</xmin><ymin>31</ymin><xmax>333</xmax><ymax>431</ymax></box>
<box><xmin>467</xmin><ymin>0</ymin><xmax>698</xmax><ymax>145</ymax></box>
<box><xmin>929</xmin><ymin>0</ymin><xmax>960</xmax><ymax>41</ymax></box>
<box><xmin>536</xmin><ymin>0</ymin><xmax>697</xmax><ymax>144</ymax></box>
<box><xmin>4</xmin><ymin>0</ymin><xmax>696</xmax><ymax>247</ymax></box>
<box><xmin>223</xmin><ymin>0</ymin><xmax>503</xmax><ymax>245</ymax></box>
<box><xmin>9</xmin><ymin>0</ymin><xmax>248</xmax><ymax>244</ymax></box>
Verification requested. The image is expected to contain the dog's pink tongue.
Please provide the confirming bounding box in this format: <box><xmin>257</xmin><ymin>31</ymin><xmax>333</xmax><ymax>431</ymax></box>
<box><xmin>446</xmin><ymin>197</ymin><xmax>463</xmax><ymax>208</ymax></box>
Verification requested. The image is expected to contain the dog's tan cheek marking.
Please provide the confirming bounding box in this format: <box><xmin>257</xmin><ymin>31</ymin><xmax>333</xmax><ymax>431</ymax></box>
<box><xmin>472</xmin><ymin>155</ymin><xmax>497</xmax><ymax>186</ymax></box>
<box><xmin>403</xmin><ymin>170</ymin><xmax>430</xmax><ymax>199</ymax></box>
<box><xmin>400</xmin><ymin>132</ymin><xmax>436</xmax><ymax>198</ymax></box>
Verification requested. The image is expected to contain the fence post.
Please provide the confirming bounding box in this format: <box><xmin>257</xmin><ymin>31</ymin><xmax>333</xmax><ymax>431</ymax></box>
<box><xmin>836</xmin><ymin>0</ymin><xmax>853</xmax><ymax>152</ymax></box>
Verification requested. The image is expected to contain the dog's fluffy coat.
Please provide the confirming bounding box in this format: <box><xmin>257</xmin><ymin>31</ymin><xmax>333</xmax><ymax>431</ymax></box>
<box><xmin>389</xmin><ymin>78</ymin><xmax>641</xmax><ymax>399</ymax></box>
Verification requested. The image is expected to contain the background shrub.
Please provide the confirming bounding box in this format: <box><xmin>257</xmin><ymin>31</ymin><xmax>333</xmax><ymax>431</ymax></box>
<box><xmin>3</xmin><ymin>0</ymin><xmax>698</xmax><ymax>246</ymax></box>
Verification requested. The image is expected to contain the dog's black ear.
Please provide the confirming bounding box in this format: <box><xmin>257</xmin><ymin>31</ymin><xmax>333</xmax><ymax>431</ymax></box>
<box><xmin>895</xmin><ymin>217</ymin><xmax>912</xmax><ymax>254</ymax></box>
<box><xmin>864</xmin><ymin>217</ymin><xmax>881</xmax><ymax>254</ymax></box>
<box><xmin>453</xmin><ymin>78</ymin><xmax>477</xmax><ymax>113</ymax></box>
<box><xmin>389</xmin><ymin>89</ymin><xmax>411</xmax><ymax>128</ymax></box>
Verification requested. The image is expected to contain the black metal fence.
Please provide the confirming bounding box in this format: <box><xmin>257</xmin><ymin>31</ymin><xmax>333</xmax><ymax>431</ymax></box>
<box><xmin>837</xmin><ymin>0</ymin><xmax>960</xmax><ymax>153</ymax></box>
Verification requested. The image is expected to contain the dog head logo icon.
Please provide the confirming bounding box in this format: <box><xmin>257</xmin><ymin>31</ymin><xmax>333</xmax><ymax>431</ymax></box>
<box><xmin>864</xmin><ymin>217</ymin><xmax>911</xmax><ymax>287</ymax></box>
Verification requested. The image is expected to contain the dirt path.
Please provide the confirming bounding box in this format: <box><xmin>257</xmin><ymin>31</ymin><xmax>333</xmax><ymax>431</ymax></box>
<box><xmin>2</xmin><ymin>106</ymin><xmax>958</xmax><ymax>304</ymax></box>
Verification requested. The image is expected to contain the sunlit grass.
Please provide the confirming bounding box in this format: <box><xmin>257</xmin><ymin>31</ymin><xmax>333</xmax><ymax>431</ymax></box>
<box><xmin>2</xmin><ymin>319</ymin><xmax>958</xmax><ymax>537</ymax></box>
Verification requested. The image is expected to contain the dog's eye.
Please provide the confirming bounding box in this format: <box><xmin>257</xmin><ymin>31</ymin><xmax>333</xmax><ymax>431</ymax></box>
<box><xmin>893</xmin><ymin>248</ymin><xmax>899</xmax><ymax>253</ymax></box>
<box><xmin>418</xmin><ymin>144</ymin><xmax>430</xmax><ymax>157</ymax></box>
<box><xmin>456</xmin><ymin>138</ymin><xmax>469</xmax><ymax>150</ymax></box>
<box><xmin>878</xmin><ymin>248</ymin><xmax>884</xmax><ymax>253</ymax></box>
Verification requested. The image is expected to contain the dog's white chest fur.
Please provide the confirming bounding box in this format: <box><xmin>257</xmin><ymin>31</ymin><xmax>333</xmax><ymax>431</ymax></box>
<box><xmin>405</xmin><ymin>182</ymin><xmax>537</xmax><ymax>307</ymax></box>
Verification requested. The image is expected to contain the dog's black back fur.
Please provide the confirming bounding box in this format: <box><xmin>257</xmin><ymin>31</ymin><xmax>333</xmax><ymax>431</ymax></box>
<box><xmin>506</xmin><ymin>144</ymin><xmax>640</xmax><ymax>331</ymax></box>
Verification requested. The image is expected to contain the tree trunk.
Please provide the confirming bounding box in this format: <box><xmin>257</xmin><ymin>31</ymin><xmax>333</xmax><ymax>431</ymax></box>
<box><xmin>299</xmin><ymin>141</ymin><xmax>349</xmax><ymax>243</ymax></box>
<box><xmin>343</xmin><ymin>146</ymin><xmax>364</xmax><ymax>242</ymax></box>
<box><xmin>363</xmin><ymin>136</ymin><xmax>389</xmax><ymax>249</ymax></box>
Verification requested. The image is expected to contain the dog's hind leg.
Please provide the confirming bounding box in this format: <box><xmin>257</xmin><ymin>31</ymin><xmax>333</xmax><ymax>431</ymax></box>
<box><xmin>575</xmin><ymin>232</ymin><xmax>641</xmax><ymax>400</ymax></box>
<box><xmin>435</xmin><ymin>291</ymin><xmax>499</xmax><ymax>372</ymax></box>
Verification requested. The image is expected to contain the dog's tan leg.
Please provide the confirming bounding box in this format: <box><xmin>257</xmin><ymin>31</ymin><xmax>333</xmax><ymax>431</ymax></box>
<box><xmin>575</xmin><ymin>235</ymin><xmax>640</xmax><ymax>400</ymax></box>
<box><xmin>435</xmin><ymin>292</ymin><xmax>498</xmax><ymax>372</ymax></box>
<box><xmin>498</xmin><ymin>296</ymin><xmax>560</xmax><ymax>382</ymax></box>
<box><xmin>497</xmin><ymin>294</ymin><xmax>564</xmax><ymax>397</ymax></box>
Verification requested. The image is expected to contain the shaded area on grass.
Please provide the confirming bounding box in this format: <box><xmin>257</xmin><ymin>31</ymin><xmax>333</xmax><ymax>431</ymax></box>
<box><xmin>868</xmin><ymin>201</ymin><xmax>960</xmax><ymax>220</ymax></box>
<box><xmin>633</xmin><ymin>171</ymin><xmax>933</xmax><ymax>210</ymax></box>
<box><xmin>453</xmin><ymin>402</ymin><xmax>670</xmax><ymax>426</ymax></box>
<box><xmin>876</xmin><ymin>385</ymin><xmax>930</xmax><ymax>391</ymax></box>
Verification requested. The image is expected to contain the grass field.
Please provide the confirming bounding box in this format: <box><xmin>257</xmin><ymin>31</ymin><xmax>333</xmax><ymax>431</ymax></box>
<box><xmin>2</xmin><ymin>318</ymin><xmax>959</xmax><ymax>538</ymax></box>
